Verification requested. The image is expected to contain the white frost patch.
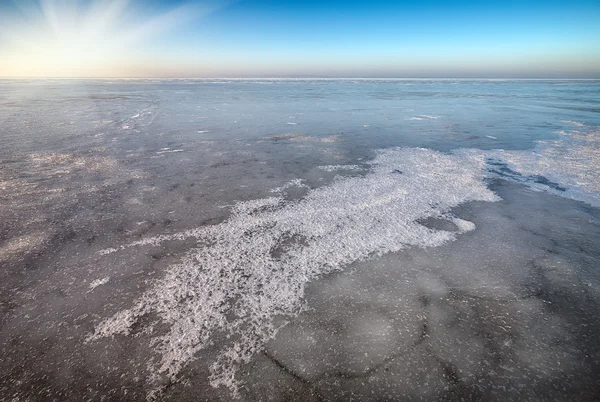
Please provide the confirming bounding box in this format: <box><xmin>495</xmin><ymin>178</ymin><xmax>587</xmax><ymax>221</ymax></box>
<box><xmin>98</xmin><ymin>247</ymin><xmax>119</xmax><ymax>256</ymax></box>
<box><xmin>490</xmin><ymin>124</ymin><xmax>600</xmax><ymax>206</ymax></box>
<box><xmin>317</xmin><ymin>165</ymin><xmax>364</xmax><ymax>172</ymax></box>
<box><xmin>88</xmin><ymin>147</ymin><xmax>497</xmax><ymax>398</ymax></box>
<box><xmin>156</xmin><ymin>149</ymin><xmax>184</xmax><ymax>155</ymax></box>
<box><xmin>0</xmin><ymin>232</ymin><xmax>50</xmax><ymax>262</ymax></box>
<box><xmin>89</xmin><ymin>277</ymin><xmax>110</xmax><ymax>290</ymax></box>
<box><xmin>270</xmin><ymin>179</ymin><xmax>310</xmax><ymax>193</ymax></box>
<box><xmin>265</xmin><ymin>133</ymin><xmax>339</xmax><ymax>143</ymax></box>
<box><xmin>406</xmin><ymin>115</ymin><xmax>440</xmax><ymax>121</ymax></box>
<box><xmin>561</xmin><ymin>120</ymin><xmax>585</xmax><ymax>127</ymax></box>
<box><xmin>450</xmin><ymin>218</ymin><xmax>476</xmax><ymax>232</ymax></box>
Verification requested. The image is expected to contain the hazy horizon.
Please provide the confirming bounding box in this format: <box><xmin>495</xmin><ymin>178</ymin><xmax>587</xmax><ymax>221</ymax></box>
<box><xmin>2</xmin><ymin>76</ymin><xmax>600</xmax><ymax>80</ymax></box>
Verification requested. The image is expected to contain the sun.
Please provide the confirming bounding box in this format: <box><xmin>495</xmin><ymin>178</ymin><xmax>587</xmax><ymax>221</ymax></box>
<box><xmin>0</xmin><ymin>0</ymin><xmax>207</xmax><ymax>77</ymax></box>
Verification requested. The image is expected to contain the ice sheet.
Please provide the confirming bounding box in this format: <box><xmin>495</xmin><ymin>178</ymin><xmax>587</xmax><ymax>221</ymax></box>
<box><xmin>89</xmin><ymin>147</ymin><xmax>496</xmax><ymax>397</ymax></box>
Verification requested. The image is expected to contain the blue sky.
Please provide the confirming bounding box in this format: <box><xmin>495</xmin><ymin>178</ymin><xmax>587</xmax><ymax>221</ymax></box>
<box><xmin>0</xmin><ymin>0</ymin><xmax>599</xmax><ymax>77</ymax></box>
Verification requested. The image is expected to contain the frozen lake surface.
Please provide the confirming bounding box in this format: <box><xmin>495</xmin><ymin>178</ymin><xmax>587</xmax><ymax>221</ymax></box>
<box><xmin>1</xmin><ymin>79</ymin><xmax>599</xmax><ymax>401</ymax></box>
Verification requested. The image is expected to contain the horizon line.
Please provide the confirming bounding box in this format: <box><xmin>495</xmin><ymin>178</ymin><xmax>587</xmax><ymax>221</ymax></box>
<box><xmin>1</xmin><ymin>77</ymin><xmax>600</xmax><ymax>81</ymax></box>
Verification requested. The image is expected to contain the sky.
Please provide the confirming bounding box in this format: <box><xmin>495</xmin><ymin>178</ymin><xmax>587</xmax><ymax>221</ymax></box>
<box><xmin>0</xmin><ymin>0</ymin><xmax>599</xmax><ymax>78</ymax></box>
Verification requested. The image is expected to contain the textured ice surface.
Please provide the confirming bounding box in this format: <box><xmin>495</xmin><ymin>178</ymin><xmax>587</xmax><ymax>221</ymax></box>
<box><xmin>269</xmin><ymin>179</ymin><xmax>310</xmax><ymax>194</ymax></box>
<box><xmin>2</xmin><ymin>79</ymin><xmax>600</xmax><ymax>401</ymax></box>
<box><xmin>263</xmin><ymin>133</ymin><xmax>340</xmax><ymax>143</ymax></box>
<box><xmin>263</xmin><ymin>178</ymin><xmax>600</xmax><ymax>402</ymax></box>
<box><xmin>88</xmin><ymin>277</ymin><xmax>110</xmax><ymax>290</ymax></box>
<box><xmin>406</xmin><ymin>115</ymin><xmax>440</xmax><ymax>121</ymax></box>
<box><xmin>489</xmin><ymin>122</ymin><xmax>600</xmax><ymax>206</ymax></box>
<box><xmin>87</xmin><ymin>123</ymin><xmax>600</xmax><ymax>398</ymax></box>
<box><xmin>317</xmin><ymin>164</ymin><xmax>364</xmax><ymax>172</ymax></box>
<box><xmin>89</xmin><ymin>147</ymin><xmax>496</xmax><ymax>397</ymax></box>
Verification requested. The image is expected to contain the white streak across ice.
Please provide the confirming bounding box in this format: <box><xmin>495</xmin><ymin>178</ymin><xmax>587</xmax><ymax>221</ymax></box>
<box><xmin>406</xmin><ymin>115</ymin><xmax>440</xmax><ymax>121</ymax></box>
<box><xmin>88</xmin><ymin>147</ymin><xmax>496</xmax><ymax>398</ymax></box>
<box><xmin>317</xmin><ymin>164</ymin><xmax>364</xmax><ymax>172</ymax></box>
<box><xmin>269</xmin><ymin>178</ymin><xmax>310</xmax><ymax>193</ymax></box>
<box><xmin>89</xmin><ymin>277</ymin><xmax>110</xmax><ymax>290</ymax></box>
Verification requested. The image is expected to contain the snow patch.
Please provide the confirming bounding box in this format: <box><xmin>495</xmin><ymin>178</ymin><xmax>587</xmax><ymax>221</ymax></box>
<box><xmin>89</xmin><ymin>277</ymin><xmax>110</xmax><ymax>290</ymax></box>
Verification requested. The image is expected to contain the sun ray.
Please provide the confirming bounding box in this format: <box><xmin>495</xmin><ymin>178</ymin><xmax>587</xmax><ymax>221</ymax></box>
<box><xmin>0</xmin><ymin>0</ymin><xmax>231</xmax><ymax>77</ymax></box>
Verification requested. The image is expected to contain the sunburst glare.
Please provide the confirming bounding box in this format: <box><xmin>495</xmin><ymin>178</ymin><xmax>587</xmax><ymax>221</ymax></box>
<box><xmin>0</xmin><ymin>0</ymin><xmax>218</xmax><ymax>77</ymax></box>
